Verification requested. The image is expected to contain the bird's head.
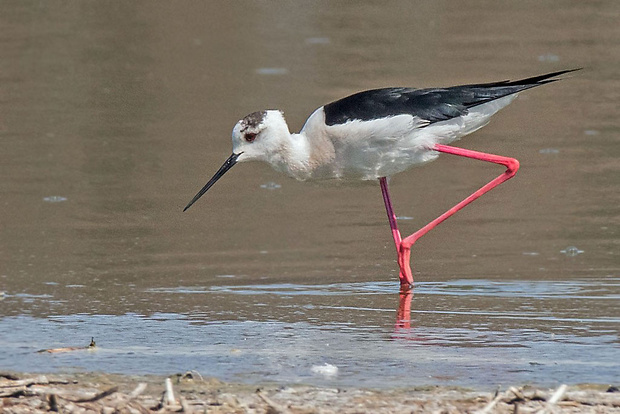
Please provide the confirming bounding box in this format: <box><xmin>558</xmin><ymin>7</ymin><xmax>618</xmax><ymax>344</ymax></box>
<box><xmin>231</xmin><ymin>109</ymin><xmax>289</xmax><ymax>162</ymax></box>
<box><xmin>183</xmin><ymin>109</ymin><xmax>290</xmax><ymax>212</ymax></box>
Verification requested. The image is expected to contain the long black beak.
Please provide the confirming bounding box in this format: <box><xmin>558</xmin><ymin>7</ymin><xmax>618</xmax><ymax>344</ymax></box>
<box><xmin>183</xmin><ymin>152</ymin><xmax>242</xmax><ymax>212</ymax></box>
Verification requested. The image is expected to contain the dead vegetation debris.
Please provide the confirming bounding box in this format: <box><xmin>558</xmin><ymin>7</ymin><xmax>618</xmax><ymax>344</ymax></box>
<box><xmin>1</xmin><ymin>372</ymin><xmax>619</xmax><ymax>413</ymax></box>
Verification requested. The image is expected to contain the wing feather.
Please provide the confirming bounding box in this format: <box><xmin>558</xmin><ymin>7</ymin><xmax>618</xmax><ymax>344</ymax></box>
<box><xmin>323</xmin><ymin>69</ymin><xmax>579</xmax><ymax>126</ymax></box>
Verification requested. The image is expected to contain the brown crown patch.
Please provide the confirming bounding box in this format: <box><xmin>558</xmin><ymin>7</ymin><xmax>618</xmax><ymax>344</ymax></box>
<box><xmin>240</xmin><ymin>110</ymin><xmax>266</xmax><ymax>132</ymax></box>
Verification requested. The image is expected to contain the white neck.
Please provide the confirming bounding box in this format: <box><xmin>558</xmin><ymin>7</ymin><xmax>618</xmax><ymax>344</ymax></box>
<box><xmin>266</xmin><ymin>130</ymin><xmax>313</xmax><ymax>180</ymax></box>
<box><xmin>272</xmin><ymin>109</ymin><xmax>336</xmax><ymax>180</ymax></box>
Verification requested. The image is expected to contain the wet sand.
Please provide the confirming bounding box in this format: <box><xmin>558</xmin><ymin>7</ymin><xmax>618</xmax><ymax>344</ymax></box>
<box><xmin>2</xmin><ymin>371</ymin><xmax>620</xmax><ymax>413</ymax></box>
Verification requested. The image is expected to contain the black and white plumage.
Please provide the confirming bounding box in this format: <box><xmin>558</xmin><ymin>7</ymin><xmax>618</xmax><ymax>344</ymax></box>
<box><xmin>323</xmin><ymin>70</ymin><xmax>573</xmax><ymax>126</ymax></box>
<box><xmin>184</xmin><ymin>69</ymin><xmax>577</xmax><ymax>211</ymax></box>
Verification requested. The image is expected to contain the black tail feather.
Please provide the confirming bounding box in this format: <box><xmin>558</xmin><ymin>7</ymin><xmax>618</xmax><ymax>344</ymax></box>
<box><xmin>465</xmin><ymin>68</ymin><xmax>582</xmax><ymax>88</ymax></box>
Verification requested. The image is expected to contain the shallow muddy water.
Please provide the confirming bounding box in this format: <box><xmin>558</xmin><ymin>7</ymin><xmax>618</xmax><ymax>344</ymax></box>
<box><xmin>1</xmin><ymin>279</ymin><xmax>619</xmax><ymax>388</ymax></box>
<box><xmin>1</xmin><ymin>1</ymin><xmax>619</xmax><ymax>388</ymax></box>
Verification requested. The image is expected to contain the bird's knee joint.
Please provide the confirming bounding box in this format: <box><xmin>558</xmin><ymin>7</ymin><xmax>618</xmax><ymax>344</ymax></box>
<box><xmin>505</xmin><ymin>158</ymin><xmax>520</xmax><ymax>176</ymax></box>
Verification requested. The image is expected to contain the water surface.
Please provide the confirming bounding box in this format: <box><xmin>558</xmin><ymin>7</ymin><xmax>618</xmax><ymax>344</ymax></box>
<box><xmin>1</xmin><ymin>1</ymin><xmax>619</xmax><ymax>388</ymax></box>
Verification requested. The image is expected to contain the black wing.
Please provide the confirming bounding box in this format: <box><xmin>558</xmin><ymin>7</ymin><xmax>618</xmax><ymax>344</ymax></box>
<box><xmin>323</xmin><ymin>69</ymin><xmax>579</xmax><ymax>126</ymax></box>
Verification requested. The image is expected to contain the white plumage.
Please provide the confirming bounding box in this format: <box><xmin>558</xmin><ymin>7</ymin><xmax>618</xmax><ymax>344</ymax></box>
<box><xmin>232</xmin><ymin>94</ymin><xmax>516</xmax><ymax>181</ymax></box>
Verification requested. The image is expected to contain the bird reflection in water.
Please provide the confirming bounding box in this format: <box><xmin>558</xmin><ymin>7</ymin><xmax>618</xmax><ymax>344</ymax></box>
<box><xmin>394</xmin><ymin>285</ymin><xmax>413</xmax><ymax>334</ymax></box>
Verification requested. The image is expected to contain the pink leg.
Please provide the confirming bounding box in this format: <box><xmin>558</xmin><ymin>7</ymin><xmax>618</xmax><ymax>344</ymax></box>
<box><xmin>379</xmin><ymin>177</ymin><xmax>402</xmax><ymax>250</ymax></box>
<box><xmin>379</xmin><ymin>144</ymin><xmax>520</xmax><ymax>287</ymax></box>
<box><xmin>380</xmin><ymin>177</ymin><xmax>411</xmax><ymax>285</ymax></box>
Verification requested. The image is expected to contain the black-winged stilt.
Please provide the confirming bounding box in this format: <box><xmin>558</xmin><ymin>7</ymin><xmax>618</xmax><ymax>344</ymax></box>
<box><xmin>184</xmin><ymin>69</ymin><xmax>578</xmax><ymax>288</ymax></box>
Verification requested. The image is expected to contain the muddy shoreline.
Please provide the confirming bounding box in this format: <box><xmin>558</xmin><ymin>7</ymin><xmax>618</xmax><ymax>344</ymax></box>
<box><xmin>2</xmin><ymin>371</ymin><xmax>619</xmax><ymax>413</ymax></box>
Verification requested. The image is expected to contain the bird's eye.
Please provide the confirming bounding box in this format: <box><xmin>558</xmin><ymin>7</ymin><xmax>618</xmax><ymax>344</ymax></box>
<box><xmin>245</xmin><ymin>132</ymin><xmax>257</xmax><ymax>142</ymax></box>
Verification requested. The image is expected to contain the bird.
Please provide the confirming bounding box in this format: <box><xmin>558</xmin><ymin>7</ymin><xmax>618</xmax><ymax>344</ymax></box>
<box><xmin>184</xmin><ymin>69</ymin><xmax>578</xmax><ymax>288</ymax></box>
